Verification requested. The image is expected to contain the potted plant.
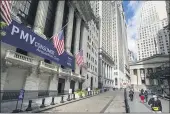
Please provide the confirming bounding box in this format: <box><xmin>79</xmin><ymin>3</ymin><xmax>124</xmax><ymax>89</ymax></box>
<box><xmin>74</xmin><ymin>89</ymin><xmax>82</xmax><ymax>98</ymax></box>
<box><xmin>81</xmin><ymin>90</ymin><xmax>87</xmax><ymax>97</ymax></box>
<box><xmin>95</xmin><ymin>88</ymin><xmax>99</xmax><ymax>94</ymax></box>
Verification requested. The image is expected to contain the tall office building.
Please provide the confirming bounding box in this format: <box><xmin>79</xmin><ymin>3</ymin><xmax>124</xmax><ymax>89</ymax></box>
<box><xmin>137</xmin><ymin>1</ymin><xmax>168</xmax><ymax>60</ymax></box>
<box><xmin>165</xmin><ymin>1</ymin><xmax>170</xmax><ymax>28</ymax></box>
<box><xmin>90</xmin><ymin>1</ymin><xmax>130</xmax><ymax>89</ymax></box>
<box><xmin>112</xmin><ymin>1</ymin><xmax>130</xmax><ymax>88</ymax></box>
<box><xmin>157</xmin><ymin>18</ymin><xmax>170</xmax><ymax>55</ymax></box>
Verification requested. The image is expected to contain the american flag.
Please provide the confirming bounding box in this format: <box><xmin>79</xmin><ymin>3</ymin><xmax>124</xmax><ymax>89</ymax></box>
<box><xmin>0</xmin><ymin>0</ymin><xmax>12</xmax><ymax>25</ymax></box>
<box><xmin>76</xmin><ymin>49</ymin><xmax>84</xmax><ymax>66</ymax></box>
<box><xmin>53</xmin><ymin>30</ymin><xmax>65</xmax><ymax>55</ymax></box>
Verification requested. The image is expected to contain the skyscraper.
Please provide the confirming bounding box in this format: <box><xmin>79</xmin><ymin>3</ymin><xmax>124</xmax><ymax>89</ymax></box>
<box><xmin>91</xmin><ymin>1</ymin><xmax>130</xmax><ymax>89</ymax></box>
<box><xmin>137</xmin><ymin>1</ymin><xmax>168</xmax><ymax>60</ymax></box>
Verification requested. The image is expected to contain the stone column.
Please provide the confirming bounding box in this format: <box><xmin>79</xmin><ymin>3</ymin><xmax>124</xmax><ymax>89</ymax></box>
<box><xmin>108</xmin><ymin>66</ymin><xmax>110</xmax><ymax>79</ymax></box>
<box><xmin>110</xmin><ymin>67</ymin><xmax>111</xmax><ymax>79</ymax></box>
<box><xmin>49</xmin><ymin>74</ymin><xmax>59</xmax><ymax>96</ymax></box>
<box><xmin>73</xmin><ymin>16</ymin><xmax>82</xmax><ymax>74</ymax></box>
<box><xmin>152</xmin><ymin>68</ymin><xmax>158</xmax><ymax>85</ymax></box>
<box><xmin>145</xmin><ymin>68</ymin><xmax>149</xmax><ymax>85</ymax></box>
<box><xmin>107</xmin><ymin>65</ymin><xmax>109</xmax><ymax>79</ymax></box>
<box><xmin>64</xmin><ymin>78</ymin><xmax>71</xmax><ymax>94</ymax></box>
<box><xmin>105</xmin><ymin>63</ymin><xmax>107</xmax><ymax>78</ymax></box>
<box><xmin>33</xmin><ymin>1</ymin><xmax>49</xmax><ymax>39</ymax></box>
<box><xmin>137</xmin><ymin>69</ymin><xmax>142</xmax><ymax>85</ymax></box>
<box><xmin>24</xmin><ymin>67</ymin><xmax>40</xmax><ymax>99</ymax></box>
<box><xmin>65</xmin><ymin>5</ymin><xmax>74</xmax><ymax>54</ymax></box>
<box><xmin>102</xmin><ymin>61</ymin><xmax>104</xmax><ymax>76</ymax></box>
<box><xmin>80</xmin><ymin>22</ymin><xmax>88</xmax><ymax>77</ymax></box>
<box><xmin>53</xmin><ymin>1</ymin><xmax>65</xmax><ymax>35</ymax></box>
<box><xmin>75</xmin><ymin>81</ymin><xmax>79</xmax><ymax>90</ymax></box>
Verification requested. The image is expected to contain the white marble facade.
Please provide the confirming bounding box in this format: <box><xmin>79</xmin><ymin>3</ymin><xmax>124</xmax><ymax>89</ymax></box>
<box><xmin>1</xmin><ymin>1</ymin><xmax>96</xmax><ymax>100</ymax></box>
<box><xmin>130</xmin><ymin>55</ymin><xmax>169</xmax><ymax>86</ymax></box>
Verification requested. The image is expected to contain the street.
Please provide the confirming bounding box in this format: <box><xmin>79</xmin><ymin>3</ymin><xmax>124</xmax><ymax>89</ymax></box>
<box><xmin>42</xmin><ymin>90</ymin><xmax>170</xmax><ymax>113</ymax></box>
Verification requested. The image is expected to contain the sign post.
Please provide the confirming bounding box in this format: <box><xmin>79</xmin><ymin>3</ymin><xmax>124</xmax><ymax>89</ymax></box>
<box><xmin>12</xmin><ymin>89</ymin><xmax>25</xmax><ymax>113</ymax></box>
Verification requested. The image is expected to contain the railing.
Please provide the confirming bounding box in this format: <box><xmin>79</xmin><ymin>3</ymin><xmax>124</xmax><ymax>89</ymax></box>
<box><xmin>72</xmin><ymin>72</ymin><xmax>79</xmax><ymax>77</ymax></box>
<box><xmin>38</xmin><ymin>90</ymin><xmax>49</xmax><ymax>97</ymax></box>
<box><xmin>39</xmin><ymin>61</ymin><xmax>58</xmax><ymax>72</ymax></box>
<box><xmin>1</xmin><ymin>90</ymin><xmax>58</xmax><ymax>102</ymax></box>
<box><xmin>59</xmin><ymin>68</ymin><xmax>71</xmax><ymax>76</ymax></box>
<box><xmin>5</xmin><ymin>50</ymin><xmax>37</xmax><ymax>65</ymax></box>
<box><xmin>1</xmin><ymin>90</ymin><xmax>20</xmax><ymax>101</ymax></box>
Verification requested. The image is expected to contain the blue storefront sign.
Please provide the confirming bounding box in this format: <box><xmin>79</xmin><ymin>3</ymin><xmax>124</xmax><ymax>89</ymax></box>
<box><xmin>1</xmin><ymin>20</ymin><xmax>75</xmax><ymax>69</ymax></box>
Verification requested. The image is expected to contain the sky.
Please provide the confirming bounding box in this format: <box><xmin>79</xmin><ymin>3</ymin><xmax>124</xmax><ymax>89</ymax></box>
<box><xmin>122</xmin><ymin>1</ymin><xmax>143</xmax><ymax>58</ymax></box>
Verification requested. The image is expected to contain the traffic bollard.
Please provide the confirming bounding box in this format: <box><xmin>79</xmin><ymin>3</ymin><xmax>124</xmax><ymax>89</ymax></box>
<box><xmin>25</xmin><ymin>100</ymin><xmax>33</xmax><ymax>111</ymax></box>
<box><xmin>60</xmin><ymin>95</ymin><xmax>64</xmax><ymax>103</ymax></box>
<box><xmin>40</xmin><ymin>98</ymin><xmax>45</xmax><ymax>108</ymax></box>
<box><xmin>73</xmin><ymin>94</ymin><xmax>75</xmax><ymax>100</ymax></box>
<box><xmin>50</xmin><ymin>97</ymin><xmax>55</xmax><ymax>105</ymax></box>
<box><xmin>67</xmin><ymin>94</ymin><xmax>70</xmax><ymax>101</ymax></box>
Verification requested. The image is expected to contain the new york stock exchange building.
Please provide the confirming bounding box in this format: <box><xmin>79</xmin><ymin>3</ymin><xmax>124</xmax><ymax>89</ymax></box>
<box><xmin>1</xmin><ymin>0</ymin><xmax>97</xmax><ymax>101</ymax></box>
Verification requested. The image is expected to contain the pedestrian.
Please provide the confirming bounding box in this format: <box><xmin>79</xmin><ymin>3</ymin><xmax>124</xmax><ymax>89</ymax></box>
<box><xmin>140</xmin><ymin>94</ymin><xmax>145</xmax><ymax>103</ymax></box>
<box><xmin>129</xmin><ymin>89</ymin><xmax>134</xmax><ymax>101</ymax></box>
<box><xmin>144</xmin><ymin>90</ymin><xmax>148</xmax><ymax>102</ymax></box>
<box><xmin>148</xmin><ymin>95</ymin><xmax>162</xmax><ymax>113</ymax></box>
<box><xmin>141</xmin><ymin>89</ymin><xmax>144</xmax><ymax>94</ymax></box>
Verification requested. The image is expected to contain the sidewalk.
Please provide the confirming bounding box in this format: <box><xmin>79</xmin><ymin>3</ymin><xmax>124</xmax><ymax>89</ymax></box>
<box><xmin>128</xmin><ymin>93</ymin><xmax>152</xmax><ymax>113</ymax></box>
<box><xmin>104</xmin><ymin>91</ymin><xmax>125</xmax><ymax>113</ymax></box>
<box><xmin>1</xmin><ymin>94</ymin><xmax>68</xmax><ymax>113</ymax></box>
<box><xmin>1</xmin><ymin>91</ymin><xmax>102</xmax><ymax>113</ymax></box>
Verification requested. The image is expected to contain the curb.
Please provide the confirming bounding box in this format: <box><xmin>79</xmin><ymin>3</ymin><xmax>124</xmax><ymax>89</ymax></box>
<box><xmin>26</xmin><ymin>92</ymin><xmax>106</xmax><ymax>113</ymax></box>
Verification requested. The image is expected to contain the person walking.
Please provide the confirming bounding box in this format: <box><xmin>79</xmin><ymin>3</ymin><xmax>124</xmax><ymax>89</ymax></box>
<box><xmin>129</xmin><ymin>89</ymin><xmax>134</xmax><ymax>101</ymax></box>
<box><xmin>144</xmin><ymin>90</ymin><xmax>148</xmax><ymax>102</ymax></box>
<box><xmin>148</xmin><ymin>95</ymin><xmax>162</xmax><ymax>113</ymax></box>
<box><xmin>139</xmin><ymin>90</ymin><xmax>145</xmax><ymax>103</ymax></box>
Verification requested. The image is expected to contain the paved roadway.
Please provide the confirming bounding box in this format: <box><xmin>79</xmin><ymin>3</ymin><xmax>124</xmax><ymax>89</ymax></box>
<box><xmin>43</xmin><ymin>90</ymin><xmax>125</xmax><ymax>113</ymax></box>
<box><xmin>42</xmin><ymin>90</ymin><xmax>169</xmax><ymax>113</ymax></box>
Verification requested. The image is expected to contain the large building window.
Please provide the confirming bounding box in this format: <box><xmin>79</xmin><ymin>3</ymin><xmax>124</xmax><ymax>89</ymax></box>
<box><xmin>16</xmin><ymin>48</ymin><xmax>28</xmax><ymax>56</ymax></box>
<box><xmin>17</xmin><ymin>0</ymin><xmax>39</xmax><ymax>26</ymax></box>
<box><xmin>44</xmin><ymin>0</ymin><xmax>57</xmax><ymax>38</ymax></box>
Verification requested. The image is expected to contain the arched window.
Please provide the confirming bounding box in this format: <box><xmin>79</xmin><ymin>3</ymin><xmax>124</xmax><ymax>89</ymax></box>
<box><xmin>115</xmin><ymin>78</ymin><xmax>118</xmax><ymax>85</ymax></box>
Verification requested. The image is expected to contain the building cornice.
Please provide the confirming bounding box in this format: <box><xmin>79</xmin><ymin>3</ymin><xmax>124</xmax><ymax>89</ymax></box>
<box><xmin>71</xmin><ymin>1</ymin><xmax>99</xmax><ymax>29</ymax></box>
<box><xmin>99</xmin><ymin>48</ymin><xmax>114</xmax><ymax>65</ymax></box>
<box><xmin>136</xmin><ymin>54</ymin><xmax>169</xmax><ymax>63</ymax></box>
<box><xmin>130</xmin><ymin>61</ymin><xmax>169</xmax><ymax>67</ymax></box>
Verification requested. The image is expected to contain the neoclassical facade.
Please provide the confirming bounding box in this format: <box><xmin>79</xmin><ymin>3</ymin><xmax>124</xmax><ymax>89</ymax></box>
<box><xmin>130</xmin><ymin>54</ymin><xmax>169</xmax><ymax>89</ymax></box>
<box><xmin>1</xmin><ymin>1</ymin><xmax>96</xmax><ymax>100</ymax></box>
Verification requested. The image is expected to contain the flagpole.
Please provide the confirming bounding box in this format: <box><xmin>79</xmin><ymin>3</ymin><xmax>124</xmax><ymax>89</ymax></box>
<box><xmin>48</xmin><ymin>22</ymin><xmax>69</xmax><ymax>41</ymax></box>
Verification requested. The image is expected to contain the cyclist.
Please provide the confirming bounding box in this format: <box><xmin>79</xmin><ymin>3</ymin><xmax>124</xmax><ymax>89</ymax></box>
<box><xmin>148</xmin><ymin>95</ymin><xmax>162</xmax><ymax>113</ymax></box>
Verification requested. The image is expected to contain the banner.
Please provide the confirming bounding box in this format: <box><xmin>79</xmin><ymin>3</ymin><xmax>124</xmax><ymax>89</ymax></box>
<box><xmin>1</xmin><ymin>20</ymin><xmax>75</xmax><ymax>70</ymax></box>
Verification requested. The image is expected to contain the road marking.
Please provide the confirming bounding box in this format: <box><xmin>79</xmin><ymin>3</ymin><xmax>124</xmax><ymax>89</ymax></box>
<box><xmin>100</xmin><ymin>94</ymin><xmax>117</xmax><ymax>113</ymax></box>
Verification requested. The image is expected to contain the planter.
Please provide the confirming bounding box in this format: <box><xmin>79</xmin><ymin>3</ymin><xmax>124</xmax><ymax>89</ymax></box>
<box><xmin>82</xmin><ymin>93</ymin><xmax>86</xmax><ymax>97</ymax></box>
<box><xmin>74</xmin><ymin>93</ymin><xmax>80</xmax><ymax>98</ymax></box>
